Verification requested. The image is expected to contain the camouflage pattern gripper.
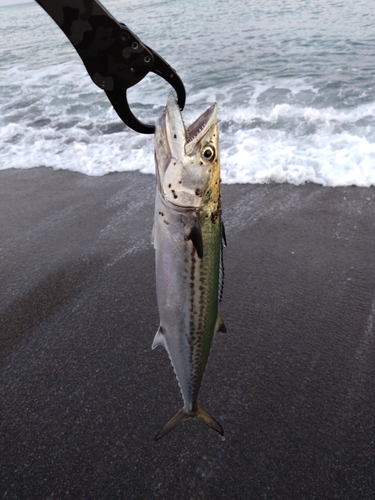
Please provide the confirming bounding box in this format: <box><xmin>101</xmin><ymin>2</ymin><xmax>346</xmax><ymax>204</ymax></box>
<box><xmin>35</xmin><ymin>0</ymin><xmax>153</xmax><ymax>91</ymax></box>
<box><xmin>35</xmin><ymin>0</ymin><xmax>186</xmax><ymax>134</ymax></box>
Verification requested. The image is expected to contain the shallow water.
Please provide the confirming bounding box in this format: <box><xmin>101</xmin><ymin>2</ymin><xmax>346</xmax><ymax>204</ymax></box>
<box><xmin>1</xmin><ymin>0</ymin><xmax>375</xmax><ymax>185</ymax></box>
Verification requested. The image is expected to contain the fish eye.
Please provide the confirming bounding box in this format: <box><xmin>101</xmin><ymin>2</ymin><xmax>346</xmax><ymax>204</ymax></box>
<box><xmin>201</xmin><ymin>145</ymin><xmax>215</xmax><ymax>162</ymax></box>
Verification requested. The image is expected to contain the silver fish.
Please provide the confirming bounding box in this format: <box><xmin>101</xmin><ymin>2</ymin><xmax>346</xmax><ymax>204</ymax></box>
<box><xmin>152</xmin><ymin>93</ymin><xmax>226</xmax><ymax>440</ymax></box>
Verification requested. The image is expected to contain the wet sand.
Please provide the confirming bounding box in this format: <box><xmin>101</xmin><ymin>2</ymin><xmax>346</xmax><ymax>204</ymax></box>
<box><xmin>1</xmin><ymin>167</ymin><xmax>375</xmax><ymax>499</ymax></box>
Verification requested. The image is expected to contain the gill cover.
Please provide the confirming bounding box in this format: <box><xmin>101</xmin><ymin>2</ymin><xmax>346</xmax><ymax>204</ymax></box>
<box><xmin>154</xmin><ymin>93</ymin><xmax>218</xmax><ymax>208</ymax></box>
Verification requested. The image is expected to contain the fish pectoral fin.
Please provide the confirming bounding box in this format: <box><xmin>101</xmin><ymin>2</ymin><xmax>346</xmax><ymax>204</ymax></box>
<box><xmin>215</xmin><ymin>314</ymin><xmax>227</xmax><ymax>334</ymax></box>
<box><xmin>154</xmin><ymin>406</ymin><xmax>224</xmax><ymax>441</ymax></box>
<box><xmin>186</xmin><ymin>219</ymin><xmax>203</xmax><ymax>259</ymax></box>
<box><xmin>151</xmin><ymin>222</ymin><xmax>157</xmax><ymax>248</ymax></box>
<box><xmin>152</xmin><ymin>325</ymin><xmax>167</xmax><ymax>350</ymax></box>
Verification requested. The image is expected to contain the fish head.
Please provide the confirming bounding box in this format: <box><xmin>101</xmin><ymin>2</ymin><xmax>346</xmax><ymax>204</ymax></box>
<box><xmin>155</xmin><ymin>93</ymin><xmax>220</xmax><ymax>209</ymax></box>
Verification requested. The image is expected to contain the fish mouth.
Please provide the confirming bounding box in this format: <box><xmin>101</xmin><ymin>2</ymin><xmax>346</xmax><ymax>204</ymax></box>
<box><xmin>185</xmin><ymin>102</ymin><xmax>217</xmax><ymax>150</ymax></box>
<box><xmin>157</xmin><ymin>92</ymin><xmax>217</xmax><ymax>163</ymax></box>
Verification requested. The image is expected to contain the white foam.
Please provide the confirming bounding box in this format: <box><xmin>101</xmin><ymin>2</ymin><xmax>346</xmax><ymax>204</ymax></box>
<box><xmin>221</xmin><ymin>127</ymin><xmax>375</xmax><ymax>186</ymax></box>
<box><xmin>2</xmin><ymin>96</ymin><xmax>375</xmax><ymax>186</ymax></box>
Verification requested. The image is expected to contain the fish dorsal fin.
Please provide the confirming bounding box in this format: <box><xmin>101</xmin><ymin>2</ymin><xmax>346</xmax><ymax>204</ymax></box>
<box><xmin>218</xmin><ymin>220</ymin><xmax>226</xmax><ymax>303</ymax></box>
<box><xmin>187</xmin><ymin>218</ymin><xmax>203</xmax><ymax>259</ymax></box>
<box><xmin>221</xmin><ymin>219</ymin><xmax>227</xmax><ymax>247</ymax></box>
<box><xmin>152</xmin><ymin>325</ymin><xmax>167</xmax><ymax>350</ymax></box>
<box><xmin>215</xmin><ymin>314</ymin><xmax>226</xmax><ymax>334</ymax></box>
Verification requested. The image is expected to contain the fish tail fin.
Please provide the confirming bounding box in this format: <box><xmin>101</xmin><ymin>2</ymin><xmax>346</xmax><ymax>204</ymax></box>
<box><xmin>154</xmin><ymin>407</ymin><xmax>186</xmax><ymax>441</ymax></box>
<box><xmin>196</xmin><ymin>406</ymin><xmax>224</xmax><ymax>435</ymax></box>
<box><xmin>154</xmin><ymin>406</ymin><xmax>224</xmax><ymax>441</ymax></box>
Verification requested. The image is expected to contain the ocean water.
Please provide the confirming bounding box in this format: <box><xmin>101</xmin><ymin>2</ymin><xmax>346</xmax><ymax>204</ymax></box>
<box><xmin>1</xmin><ymin>0</ymin><xmax>375</xmax><ymax>186</ymax></box>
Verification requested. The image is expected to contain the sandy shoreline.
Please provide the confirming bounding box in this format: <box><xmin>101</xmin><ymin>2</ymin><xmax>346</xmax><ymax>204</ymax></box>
<box><xmin>1</xmin><ymin>167</ymin><xmax>375</xmax><ymax>498</ymax></box>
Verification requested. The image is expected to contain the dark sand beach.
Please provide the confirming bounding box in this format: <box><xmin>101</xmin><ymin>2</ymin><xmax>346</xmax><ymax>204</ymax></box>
<box><xmin>1</xmin><ymin>167</ymin><xmax>375</xmax><ymax>499</ymax></box>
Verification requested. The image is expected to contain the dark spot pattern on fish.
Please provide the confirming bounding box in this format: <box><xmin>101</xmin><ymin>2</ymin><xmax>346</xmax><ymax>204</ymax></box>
<box><xmin>186</xmin><ymin>242</ymin><xmax>209</xmax><ymax>399</ymax></box>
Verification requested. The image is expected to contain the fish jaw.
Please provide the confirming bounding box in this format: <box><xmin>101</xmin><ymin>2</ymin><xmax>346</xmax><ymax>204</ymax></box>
<box><xmin>154</xmin><ymin>92</ymin><xmax>219</xmax><ymax>210</ymax></box>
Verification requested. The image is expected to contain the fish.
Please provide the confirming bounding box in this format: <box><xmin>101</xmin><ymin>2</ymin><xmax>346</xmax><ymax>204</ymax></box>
<box><xmin>152</xmin><ymin>93</ymin><xmax>226</xmax><ymax>440</ymax></box>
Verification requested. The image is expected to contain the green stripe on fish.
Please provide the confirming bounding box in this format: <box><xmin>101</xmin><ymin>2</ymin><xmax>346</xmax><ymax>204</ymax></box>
<box><xmin>152</xmin><ymin>93</ymin><xmax>226</xmax><ymax>440</ymax></box>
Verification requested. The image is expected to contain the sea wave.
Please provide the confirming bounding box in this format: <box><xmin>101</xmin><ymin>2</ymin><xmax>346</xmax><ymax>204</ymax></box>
<box><xmin>2</xmin><ymin>96</ymin><xmax>375</xmax><ymax>186</ymax></box>
<box><xmin>1</xmin><ymin>0</ymin><xmax>375</xmax><ymax>186</ymax></box>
